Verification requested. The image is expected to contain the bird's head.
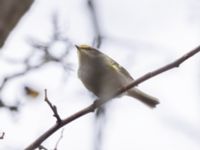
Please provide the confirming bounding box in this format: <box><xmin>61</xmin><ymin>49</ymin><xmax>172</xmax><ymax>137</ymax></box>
<box><xmin>75</xmin><ymin>44</ymin><xmax>101</xmax><ymax>61</ymax></box>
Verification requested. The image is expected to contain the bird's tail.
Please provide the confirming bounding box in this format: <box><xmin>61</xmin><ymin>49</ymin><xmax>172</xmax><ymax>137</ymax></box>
<box><xmin>127</xmin><ymin>88</ymin><xmax>159</xmax><ymax>108</ymax></box>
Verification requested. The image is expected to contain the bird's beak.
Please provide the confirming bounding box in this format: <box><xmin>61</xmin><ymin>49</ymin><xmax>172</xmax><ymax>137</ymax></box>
<box><xmin>75</xmin><ymin>45</ymin><xmax>80</xmax><ymax>50</ymax></box>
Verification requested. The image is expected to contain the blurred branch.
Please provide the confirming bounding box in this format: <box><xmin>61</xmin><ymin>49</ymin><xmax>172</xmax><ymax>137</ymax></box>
<box><xmin>0</xmin><ymin>99</ymin><xmax>19</xmax><ymax>112</ymax></box>
<box><xmin>87</xmin><ymin>1</ymin><xmax>105</xmax><ymax>149</ymax></box>
<box><xmin>44</xmin><ymin>89</ymin><xmax>62</xmax><ymax>124</ymax></box>
<box><xmin>0</xmin><ymin>55</ymin><xmax>46</xmax><ymax>111</ymax></box>
<box><xmin>0</xmin><ymin>0</ymin><xmax>34</xmax><ymax>48</ymax></box>
<box><xmin>0</xmin><ymin>132</ymin><xmax>5</xmax><ymax>139</ymax></box>
<box><xmin>87</xmin><ymin>0</ymin><xmax>103</xmax><ymax>48</ymax></box>
<box><xmin>0</xmin><ymin>14</ymin><xmax>73</xmax><ymax>110</ymax></box>
<box><xmin>0</xmin><ymin>61</ymin><xmax>45</xmax><ymax>92</ymax></box>
<box><xmin>25</xmin><ymin>45</ymin><xmax>200</xmax><ymax>150</ymax></box>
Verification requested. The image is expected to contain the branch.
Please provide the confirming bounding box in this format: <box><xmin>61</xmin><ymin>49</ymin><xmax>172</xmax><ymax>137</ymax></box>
<box><xmin>25</xmin><ymin>45</ymin><xmax>200</xmax><ymax>150</ymax></box>
<box><xmin>44</xmin><ymin>89</ymin><xmax>62</xmax><ymax>124</ymax></box>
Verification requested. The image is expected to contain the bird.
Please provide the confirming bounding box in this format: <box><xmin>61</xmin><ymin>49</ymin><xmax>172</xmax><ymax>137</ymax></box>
<box><xmin>75</xmin><ymin>44</ymin><xmax>159</xmax><ymax>108</ymax></box>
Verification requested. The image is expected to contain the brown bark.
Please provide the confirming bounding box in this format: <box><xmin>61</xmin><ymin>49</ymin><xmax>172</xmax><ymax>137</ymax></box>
<box><xmin>0</xmin><ymin>0</ymin><xmax>34</xmax><ymax>48</ymax></box>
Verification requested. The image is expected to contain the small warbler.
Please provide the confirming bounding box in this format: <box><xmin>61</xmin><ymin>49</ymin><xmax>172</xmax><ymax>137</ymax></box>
<box><xmin>76</xmin><ymin>45</ymin><xmax>159</xmax><ymax>108</ymax></box>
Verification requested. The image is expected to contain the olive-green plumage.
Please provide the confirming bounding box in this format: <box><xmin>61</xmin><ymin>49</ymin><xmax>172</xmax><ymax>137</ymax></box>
<box><xmin>76</xmin><ymin>45</ymin><xmax>159</xmax><ymax>108</ymax></box>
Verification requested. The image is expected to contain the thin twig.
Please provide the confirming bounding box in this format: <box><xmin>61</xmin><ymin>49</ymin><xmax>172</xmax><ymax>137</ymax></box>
<box><xmin>44</xmin><ymin>89</ymin><xmax>62</xmax><ymax>124</ymax></box>
<box><xmin>25</xmin><ymin>45</ymin><xmax>200</xmax><ymax>150</ymax></box>
<box><xmin>54</xmin><ymin>128</ymin><xmax>64</xmax><ymax>150</ymax></box>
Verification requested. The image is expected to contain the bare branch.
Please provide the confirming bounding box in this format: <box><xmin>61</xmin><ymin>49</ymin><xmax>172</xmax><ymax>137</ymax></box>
<box><xmin>25</xmin><ymin>45</ymin><xmax>200</xmax><ymax>150</ymax></box>
<box><xmin>44</xmin><ymin>89</ymin><xmax>62</xmax><ymax>124</ymax></box>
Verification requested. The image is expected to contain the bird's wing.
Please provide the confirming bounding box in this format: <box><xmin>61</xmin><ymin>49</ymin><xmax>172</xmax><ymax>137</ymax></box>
<box><xmin>105</xmin><ymin>55</ymin><xmax>134</xmax><ymax>80</ymax></box>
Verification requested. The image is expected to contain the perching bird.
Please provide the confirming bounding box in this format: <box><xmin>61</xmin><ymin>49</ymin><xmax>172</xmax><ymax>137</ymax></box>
<box><xmin>76</xmin><ymin>45</ymin><xmax>159</xmax><ymax>108</ymax></box>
